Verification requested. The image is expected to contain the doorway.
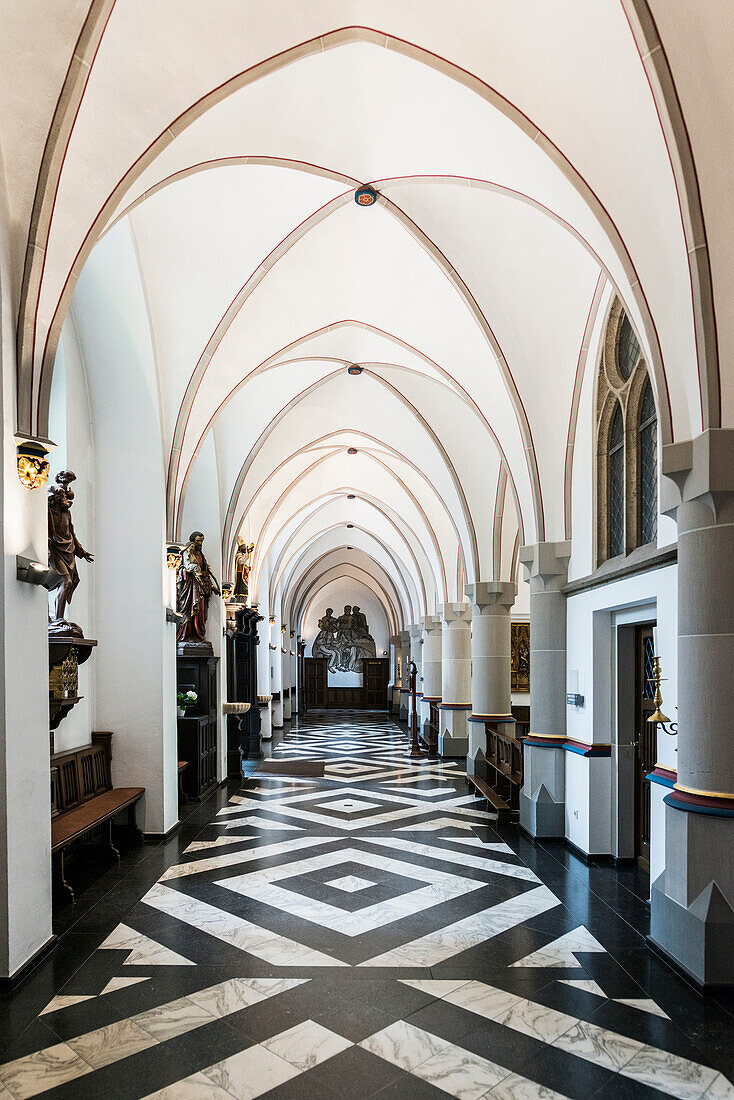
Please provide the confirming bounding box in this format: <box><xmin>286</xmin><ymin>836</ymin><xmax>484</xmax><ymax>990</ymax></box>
<box><xmin>634</xmin><ymin>624</ymin><xmax>656</xmax><ymax>870</ymax></box>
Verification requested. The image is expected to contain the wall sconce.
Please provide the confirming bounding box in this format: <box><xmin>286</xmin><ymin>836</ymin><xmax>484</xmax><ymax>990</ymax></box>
<box><xmin>281</xmin><ymin>624</ymin><xmax>286</xmax><ymax>634</ymax></box>
<box><xmin>269</xmin><ymin>616</ymin><xmax>275</xmax><ymax>626</ymax></box>
<box><xmin>15</xmin><ymin>437</ymin><xmax>52</xmax><ymax>490</ymax></box>
<box><xmin>17</xmin><ymin>556</ymin><xmax>61</xmax><ymax>590</ymax></box>
<box><xmin>647</xmin><ymin>655</ymin><xmax>678</xmax><ymax>736</ymax></box>
<box><xmin>290</xmin><ymin>630</ymin><xmax>295</xmax><ymax>639</ymax></box>
<box><xmin>166</xmin><ymin>544</ymin><xmax>182</xmax><ymax>570</ymax></box>
<box><xmin>221</xmin><ymin>582</ymin><xmax>233</xmax><ymax>601</ymax></box>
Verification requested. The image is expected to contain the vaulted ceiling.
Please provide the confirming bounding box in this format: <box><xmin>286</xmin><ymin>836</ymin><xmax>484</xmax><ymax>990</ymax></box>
<box><xmin>2</xmin><ymin>0</ymin><xmax>727</xmax><ymax>629</ymax></box>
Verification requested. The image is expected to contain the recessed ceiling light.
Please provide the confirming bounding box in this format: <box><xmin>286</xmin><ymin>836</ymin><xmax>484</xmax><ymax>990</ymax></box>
<box><xmin>347</xmin><ymin>447</ymin><xmax>358</xmax><ymax>454</ymax></box>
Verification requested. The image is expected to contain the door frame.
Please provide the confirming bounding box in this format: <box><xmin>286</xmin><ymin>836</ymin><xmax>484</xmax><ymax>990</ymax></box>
<box><xmin>613</xmin><ymin>604</ymin><xmax>656</xmax><ymax>863</ymax></box>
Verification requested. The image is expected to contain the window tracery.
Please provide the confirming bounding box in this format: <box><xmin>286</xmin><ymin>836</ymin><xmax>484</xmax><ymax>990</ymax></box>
<box><xmin>595</xmin><ymin>299</ymin><xmax>658</xmax><ymax>565</ymax></box>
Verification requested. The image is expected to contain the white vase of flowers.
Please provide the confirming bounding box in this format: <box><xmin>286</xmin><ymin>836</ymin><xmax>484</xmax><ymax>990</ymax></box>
<box><xmin>177</xmin><ymin>690</ymin><xmax>197</xmax><ymax>718</ymax></box>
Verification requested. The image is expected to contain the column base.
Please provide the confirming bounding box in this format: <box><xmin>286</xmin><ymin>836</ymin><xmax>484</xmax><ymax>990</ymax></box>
<box><xmin>438</xmin><ymin>707</ymin><xmax>469</xmax><ymax>758</ymax></box>
<box><xmin>519</xmin><ymin>783</ymin><xmax>565</xmax><ymax>838</ymax></box>
<box><xmin>650</xmin><ymin>873</ymin><xmax>734</xmax><ymax>987</ymax></box>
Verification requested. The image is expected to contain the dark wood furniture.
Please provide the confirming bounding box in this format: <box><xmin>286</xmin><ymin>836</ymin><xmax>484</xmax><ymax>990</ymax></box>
<box><xmin>177</xmin><ymin>652</ymin><xmax>219</xmax><ymax>799</ymax></box>
<box><xmin>178</xmin><ymin>760</ymin><xmax>188</xmax><ymax>805</ymax></box>
<box><xmin>420</xmin><ymin>700</ymin><xmax>440</xmax><ymax>754</ymax></box>
<box><xmin>51</xmin><ymin>732</ymin><xmax>144</xmax><ymax>903</ymax></box>
<box><xmin>303</xmin><ymin>657</ymin><xmax>390</xmax><ymax>709</ymax></box>
<box><xmin>225</xmin><ymin>606</ymin><xmax>262</xmax><ymax>774</ymax></box>
<box><xmin>466</xmin><ymin>718</ymin><xmax>525</xmax><ymax>824</ymax></box>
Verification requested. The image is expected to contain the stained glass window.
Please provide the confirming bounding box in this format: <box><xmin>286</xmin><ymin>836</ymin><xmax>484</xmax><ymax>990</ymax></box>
<box><xmin>617</xmin><ymin>314</ymin><xmax>640</xmax><ymax>381</ymax></box>
<box><xmin>642</xmin><ymin>632</ymin><xmax>656</xmax><ymax>699</ymax></box>
<box><xmin>609</xmin><ymin>404</ymin><xmax>625</xmax><ymax>557</ymax></box>
<box><xmin>639</xmin><ymin>380</ymin><xmax>658</xmax><ymax>545</ymax></box>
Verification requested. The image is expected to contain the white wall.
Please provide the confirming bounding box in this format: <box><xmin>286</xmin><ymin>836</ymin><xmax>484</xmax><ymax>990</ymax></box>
<box><xmin>565</xmin><ymin>563</ymin><xmax>677</xmax><ymax>859</ymax></box>
<box><xmin>302</xmin><ymin>577</ymin><xmax>389</xmax><ymax>686</ymax></box>
<box><xmin>48</xmin><ymin>333</ymin><xmax>96</xmax><ymax>752</ymax></box>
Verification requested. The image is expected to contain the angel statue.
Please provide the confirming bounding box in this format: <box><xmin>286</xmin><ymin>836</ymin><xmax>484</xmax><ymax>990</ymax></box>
<box><xmin>176</xmin><ymin>531</ymin><xmax>220</xmax><ymax>645</ymax></box>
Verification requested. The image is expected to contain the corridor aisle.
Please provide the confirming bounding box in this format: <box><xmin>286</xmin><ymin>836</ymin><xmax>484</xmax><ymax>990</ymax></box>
<box><xmin>1</xmin><ymin>713</ymin><xmax>732</xmax><ymax>1098</ymax></box>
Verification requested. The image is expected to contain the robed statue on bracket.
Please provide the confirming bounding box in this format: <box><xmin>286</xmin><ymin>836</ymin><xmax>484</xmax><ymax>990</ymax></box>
<box><xmin>176</xmin><ymin>531</ymin><xmax>220</xmax><ymax>648</ymax></box>
<box><xmin>48</xmin><ymin>470</ymin><xmax>94</xmax><ymax>637</ymax></box>
<box><xmin>233</xmin><ymin>537</ymin><xmax>255</xmax><ymax>602</ymax></box>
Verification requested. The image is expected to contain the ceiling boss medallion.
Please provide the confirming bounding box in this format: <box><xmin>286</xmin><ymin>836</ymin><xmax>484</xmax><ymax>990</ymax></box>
<box><xmin>347</xmin><ymin>364</ymin><xmax>363</xmax><ymax>375</ymax></box>
<box><xmin>354</xmin><ymin>184</ymin><xmax>378</xmax><ymax>206</ymax></box>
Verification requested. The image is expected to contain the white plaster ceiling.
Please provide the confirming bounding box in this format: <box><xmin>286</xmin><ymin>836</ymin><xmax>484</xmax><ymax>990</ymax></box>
<box><xmin>3</xmin><ymin>1</ymin><xmax>722</xmax><ymax>626</ymax></box>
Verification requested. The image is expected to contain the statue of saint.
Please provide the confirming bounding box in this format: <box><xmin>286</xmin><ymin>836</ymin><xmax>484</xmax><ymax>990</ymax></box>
<box><xmin>48</xmin><ymin>471</ymin><xmax>93</xmax><ymax>636</ymax></box>
<box><xmin>233</xmin><ymin>538</ymin><xmax>255</xmax><ymax>601</ymax></box>
<box><xmin>176</xmin><ymin>531</ymin><xmax>220</xmax><ymax>644</ymax></box>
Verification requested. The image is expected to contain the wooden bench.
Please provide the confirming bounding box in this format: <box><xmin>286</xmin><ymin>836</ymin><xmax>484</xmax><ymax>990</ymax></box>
<box><xmin>51</xmin><ymin>732</ymin><xmax>144</xmax><ymax>903</ymax></box>
<box><xmin>466</xmin><ymin>773</ymin><xmax>514</xmax><ymax>823</ymax></box>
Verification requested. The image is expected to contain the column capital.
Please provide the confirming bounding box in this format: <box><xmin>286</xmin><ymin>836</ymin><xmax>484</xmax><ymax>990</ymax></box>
<box><xmin>662</xmin><ymin>428</ymin><xmax>734</xmax><ymax>522</ymax></box>
<box><xmin>439</xmin><ymin>602</ymin><xmax>472</xmax><ymax>624</ymax></box>
<box><xmin>390</xmin><ymin>634</ymin><xmax>402</xmax><ymax>646</ymax></box>
<box><xmin>399</xmin><ymin>629</ymin><xmax>411</xmax><ymax>645</ymax></box>
<box><xmin>408</xmin><ymin>623</ymin><xmax>423</xmax><ymax>639</ymax></box>
<box><xmin>465</xmin><ymin>581</ymin><xmax>517</xmax><ymax>611</ymax></box>
<box><xmin>519</xmin><ymin>541</ymin><xmax>571</xmax><ymax>590</ymax></box>
<box><xmin>423</xmin><ymin>614</ymin><xmax>442</xmax><ymax>633</ymax></box>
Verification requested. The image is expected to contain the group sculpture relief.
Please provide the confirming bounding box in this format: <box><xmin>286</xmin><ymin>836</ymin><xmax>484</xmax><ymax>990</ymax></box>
<box><xmin>312</xmin><ymin>604</ymin><xmax>376</xmax><ymax>672</ymax></box>
<box><xmin>176</xmin><ymin>531</ymin><xmax>220</xmax><ymax>647</ymax></box>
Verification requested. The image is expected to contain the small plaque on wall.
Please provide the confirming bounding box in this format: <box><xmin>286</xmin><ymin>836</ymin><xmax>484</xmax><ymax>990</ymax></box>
<box><xmin>511</xmin><ymin>622</ymin><xmax>530</xmax><ymax>693</ymax></box>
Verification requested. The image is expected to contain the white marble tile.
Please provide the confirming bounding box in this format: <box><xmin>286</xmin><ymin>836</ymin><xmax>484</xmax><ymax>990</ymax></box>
<box><xmin>444</xmin><ymin>981</ymin><xmax>524</xmax><ymax>1022</ymax></box>
<box><xmin>703</xmin><ymin>1075</ymin><xmax>734</xmax><ymax>1098</ymax></box>
<box><xmin>413</xmin><ymin>1042</ymin><xmax>511</xmax><ymax>1098</ymax></box>
<box><xmin>132</xmin><ymin>996</ymin><xmax>218</xmax><ymax>1040</ymax></box>
<box><xmin>39</xmin><ymin>994</ymin><xmax>94</xmax><ymax>1015</ymax></box>
<box><xmin>487</xmin><ymin>1074</ymin><xmax>572</xmax><ymax>1099</ymax></box>
<box><xmin>142</xmin><ymin>1071</ymin><xmax>234</xmax><ymax>1098</ymax></box>
<box><xmin>203</xmin><ymin>1044</ymin><xmax>300</xmax><ymax>1099</ymax></box>
<box><xmin>614</xmin><ymin>997</ymin><xmax>670</xmax><ymax>1019</ymax></box>
<box><xmin>360</xmin><ymin>1020</ymin><xmax>451</xmax><ymax>1072</ymax></box>
<box><xmin>510</xmin><ymin>926</ymin><xmax>605</xmax><ymax>969</ymax></box>
<box><xmin>326</xmin><ymin>875</ymin><xmax>374</xmax><ymax>892</ymax></box>
<box><xmin>187</xmin><ymin>978</ymin><xmax>271</xmax><ymax>1017</ymax></box>
<box><xmin>622</xmin><ymin>1046</ymin><xmax>720</xmax><ymax>1099</ymax></box>
<box><xmin>367</xmin><ymin>836</ymin><xmax>537</xmax><ymax>880</ymax></box>
<box><xmin>160</xmin><ymin>836</ymin><xmax>336</xmax><ymax>878</ymax></box>
<box><xmin>99</xmin><ymin>975</ymin><xmax>150</xmax><ymax>996</ymax></box>
<box><xmin>558</xmin><ymin>979</ymin><xmax>606</xmax><ymax>999</ymax></box>
<box><xmin>0</xmin><ymin>1043</ymin><xmax>94</xmax><ymax>1099</ymax></box>
<box><xmin>494</xmin><ymin>999</ymin><xmax>578</xmax><ymax>1045</ymax></box>
<box><xmin>67</xmin><ymin>1018</ymin><xmax>157</xmax><ymax>1069</ymax></box>
<box><xmin>361</xmin><ymin>886</ymin><xmax>560</xmax><ymax>967</ymax></box>
<box><xmin>553</xmin><ymin>1019</ymin><xmax>644</xmax><ymax>1071</ymax></box>
<box><xmin>261</xmin><ymin>1019</ymin><xmax>352</xmax><ymax>1069</ymax></box>
<box><xmin>99</xmin><ymin>922</ymin><xmax>195</xmax><ymax>966</ymax></box>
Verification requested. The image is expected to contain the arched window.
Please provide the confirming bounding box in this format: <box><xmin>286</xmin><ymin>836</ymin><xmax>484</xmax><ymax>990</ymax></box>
<box><xmin>638</xmin><ymin>380</ymin><xmax>658</xmax><ymax>546</ymax></box>
<box><xmin>596</xmin><ymin>299</ymin><xmax>658</xmax><ymax>565</ymax></box>
<box><xmin>608</xmin><ymin>404</ymin><xmax>625</xmax><ymax>558</ymax></box>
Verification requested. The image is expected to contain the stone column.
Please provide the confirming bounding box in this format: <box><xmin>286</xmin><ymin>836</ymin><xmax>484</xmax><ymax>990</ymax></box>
<box><xmin>271</xmin><ymin>610</ymin><xmax>283</xmax><ymax>729</ymax></box>
<box><xmin>465</xmin><ymin>582</ymin><xmax>517</xmax><ymax>777</ymax></box>
<box><xmin>399</xmin><ymin>629</ymin><xmax>411</xmax><ymax>721</ymax></box>
<box><xmin>421</xmin><ymin>615</ymin><xmax>442</xmax><ymax>742</ymax></box>
<box><xmin>650</xmin><ymin>430</ymin><xmax>734</xmax><ymax>986</ymax></box>
<box><xmin>282</xmin><ymin>624</ymin><xmax>292</xmax><ymax>721</ymax></box>
<box><xmin>439</xmin><ymin>603</ymin><xmax>472</xmax><ymax>757</ymax></box>
<box><xmin>518</xmin><ymin>541</ymin><xmax>571</xmax><ymax>837</ymax></box>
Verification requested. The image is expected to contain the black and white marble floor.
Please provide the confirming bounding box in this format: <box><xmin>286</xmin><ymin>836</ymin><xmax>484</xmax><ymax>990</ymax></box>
<box><xmin>1</xmin><ymin>711</ymin><xmax>733</xmax><ymax>1099</ymax></box>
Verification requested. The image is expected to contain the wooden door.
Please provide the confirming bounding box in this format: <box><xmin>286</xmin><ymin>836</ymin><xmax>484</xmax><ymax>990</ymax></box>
<box><xmin>634</xmin><ymin>624</ymin><xmax>657</xmax><ymax>870</ymax></box>
<box><xmin>304</xmin><ymin>658</ymin><xmax>327</xmax><ymax>707</ymax></box>
<box><xmin>363</xmin><ymin>658</ymin><xmax>389</xmax><ymax>708</ymax></box>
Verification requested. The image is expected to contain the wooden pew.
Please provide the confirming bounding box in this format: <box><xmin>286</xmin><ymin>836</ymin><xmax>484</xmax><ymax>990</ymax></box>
<box><xmin>51</xmin><ymin>732</ymin><xmax>144</xmax><ymax>903</ymax></box>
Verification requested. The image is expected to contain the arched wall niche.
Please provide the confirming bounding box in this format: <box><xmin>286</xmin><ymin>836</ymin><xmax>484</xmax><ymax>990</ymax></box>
<box><xmin>301</xmin><ymin>577</ymin><xmax>390</xmax><ymax>688</ymax></box>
